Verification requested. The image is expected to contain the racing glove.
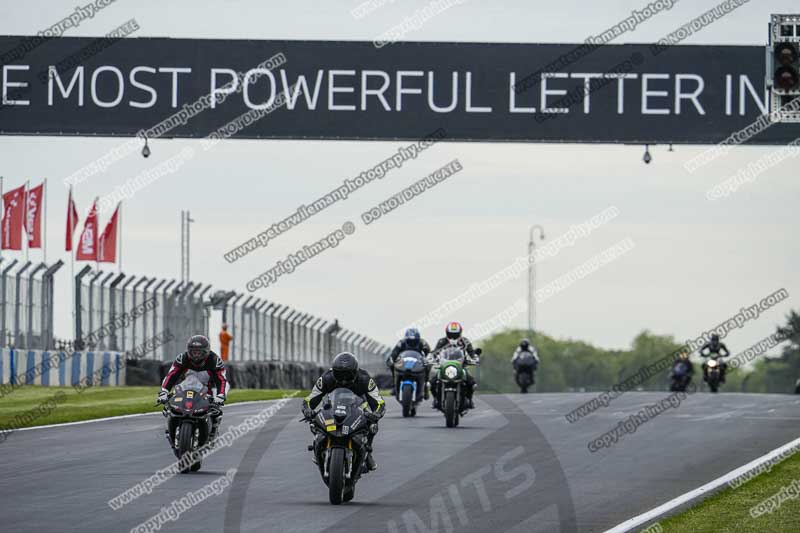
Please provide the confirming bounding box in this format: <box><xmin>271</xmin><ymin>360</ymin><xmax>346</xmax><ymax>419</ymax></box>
<box><xmin>157</xmin><ymin>388</ymin><xmax>169</xmax><ymax>404</ymax></box>
<box><xmin>212</xmin><ymin>394</ymin><xmax>226</xmax><ymax>406</ymax></box>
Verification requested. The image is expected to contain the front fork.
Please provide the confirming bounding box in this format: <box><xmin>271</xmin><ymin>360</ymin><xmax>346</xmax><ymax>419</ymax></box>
<box><xmin>441</xmin><ymin>382</ymin><xmax>462</xmax><ymax>407</ymax></box>
<box><xmin>321</xmin><ymin>441</ymin><xmax>357</xmax><ymax>480</ymax></box>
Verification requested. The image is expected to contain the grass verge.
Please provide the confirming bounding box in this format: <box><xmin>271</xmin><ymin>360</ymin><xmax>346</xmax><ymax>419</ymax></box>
<box><xmin>650</xmin><ymin>449</ymin><xmax>800</xmax><ymax>533</ymax></box>
<box><xmin>0</xmin><ymin>386</ymin><xmax>306</xmax><ymax>431</ymax></box>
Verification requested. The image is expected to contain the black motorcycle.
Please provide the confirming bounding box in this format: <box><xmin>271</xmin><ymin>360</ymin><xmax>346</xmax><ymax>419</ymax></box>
<box><xmin>670</xmin><ymin>360</ymin><xmax>692</xmax><ymax>392</ymax></box>
<box><xmin>513</xmin><ymin>351</ymin><xmax>538</xmax><ymax>393</ymax></box>
<box><xmin>303</xmin><ymin>388</ymin><xmax>376</xmax><ymax>505</ymax></box>
<box><xmin>162</xmin><ymin>375</ymin><xmax>221</xmax><ymax>473</ymax></box>
<box><xmin>703</xmin><ymin>356</ymin><xmax>724</xmax><ymax>393</ymax></box>
<box><xmin>393</xmin><ymin>350</ymin><xmax>427</xmax><ymax>417</ymax></box>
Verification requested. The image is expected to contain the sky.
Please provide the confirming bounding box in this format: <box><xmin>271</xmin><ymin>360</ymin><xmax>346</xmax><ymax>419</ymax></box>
<box><xmin>0</xmin><ymin>0</ymin><xmax>798</xmax><ymax>358</ymax></box>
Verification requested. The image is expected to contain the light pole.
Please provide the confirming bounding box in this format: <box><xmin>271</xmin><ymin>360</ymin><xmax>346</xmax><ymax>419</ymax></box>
<box><xmin>528</xmin><ymin>225</ymin><xmax>545</xmax><ymax>334</ymax></box>
<box><xmin>180</xmin><ymin>210</ymin><xmax>195</xmax><ymax>282</ymax></box>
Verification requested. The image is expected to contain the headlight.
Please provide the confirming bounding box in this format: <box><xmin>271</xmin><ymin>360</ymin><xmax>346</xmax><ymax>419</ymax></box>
<box><xmin>707</xmin><ymin>359</ymin><xmax>718</xmax><ymax>368</ymax></box>
<box><xmin>444</xmin><ymin>366</ymin><xmax>458</xmax><ymax>379</ymax></box>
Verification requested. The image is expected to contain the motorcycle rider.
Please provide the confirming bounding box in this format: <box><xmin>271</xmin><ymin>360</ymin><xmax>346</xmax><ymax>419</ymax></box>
<box><xmin>386</xmin><ymin>327</ymin><xmax>432</xmax><ymax>398</ymax></box>
<box><xmin>429</xmin><ymin>322</ymin><xmax>479</xmax><ymax>410</ymax></box>
<box><xmin>699</xmin><ymin>334</ymin><xmax>730</xmax><ymax>383</ymax></box>
<box><xmin>511</xmin><ymin>338</ymin><xmax>540</xmax><ymax>366</ymax></box>
<box><xmin>674</xmin><ymin>348</ymin><xmax>694</xmax><ymax>376</ymax></box>
<box><xmin>157</xmin><ymin>335</ymin><xmax>228</xmax><ymax>440</ymax></box>
<box><xmin>302</xmin><ymin>352</ymin><xmax>385</xmax><ymax>471</ymax></box>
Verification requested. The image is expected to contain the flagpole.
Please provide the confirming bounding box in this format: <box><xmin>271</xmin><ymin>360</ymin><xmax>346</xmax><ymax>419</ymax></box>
<box><xmin>43</xmin><ymin>178</ymin><xmax>47</xmax><ymax>264</ymax></box>
<box><xmin>69</xmin><ymin>186</ymin><xmax>75</xmax><ymax>337</ymax></box>
<box><xmin>94</xmin><ymin>196</ymin><xmax>99</xmax><ymax>274</ymax></box>
<box><xmin>24</xmin><ymin>180</ymin><xmax>29</xmax><ymax>263</ymax></box>
<box><xmin>118</xmin><ymin>202</ymin><xmax>122</xmax><ymax>273</ymax></box>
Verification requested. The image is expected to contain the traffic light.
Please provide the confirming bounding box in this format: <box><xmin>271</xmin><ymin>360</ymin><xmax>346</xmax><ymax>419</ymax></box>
<box><xmin>768</xmin><ymin>14</ymin><xmax>800</xmax><ymax>122</ymax></box>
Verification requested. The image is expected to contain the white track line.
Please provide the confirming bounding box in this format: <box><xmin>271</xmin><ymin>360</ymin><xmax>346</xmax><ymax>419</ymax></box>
<box><xmin>11</xmin><ymin>398</ymin><xmax>288</xmax><ymax>433</ymax></box>
<box><xmin>604</xmin><ymin>435</ymin><xmax>800</xmax><ymax>532</ymax></box>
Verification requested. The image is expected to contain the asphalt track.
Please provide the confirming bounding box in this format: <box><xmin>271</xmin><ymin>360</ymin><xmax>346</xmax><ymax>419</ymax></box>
<box><xmin>1</xmin><ymin>392</ymin><xmax>798</xmax><ymax>533</ymax></box>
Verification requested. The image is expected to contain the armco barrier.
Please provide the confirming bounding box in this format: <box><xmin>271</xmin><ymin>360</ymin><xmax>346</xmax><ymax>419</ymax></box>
<box><xmin>124</xmin><ymin>358</ymin><xmax>391</xmax><ymax>391</ymax></box>
<box><xmin>0</xmin><ymin>348</ymin><xmax>126</xmax><ymax>388</ymax></box>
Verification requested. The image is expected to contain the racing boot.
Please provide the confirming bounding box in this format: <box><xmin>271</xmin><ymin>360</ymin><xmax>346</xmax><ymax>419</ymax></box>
<box><xmin>364</xmin><ymin>444</ymin><xmax>377</xmax><ymax>471</ymax></box>
<box><xmin>209</xmin><ymin>416</ymin><xmax>221</xmax><ymax>442</ymax></box>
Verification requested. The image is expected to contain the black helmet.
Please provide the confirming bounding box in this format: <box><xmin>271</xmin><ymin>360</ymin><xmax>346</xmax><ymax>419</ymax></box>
<box><xmin>520</xmin><ymin>338</ymin><xmax>530</xmax><ymax>350</ymax></box>
<box><xmin>404</xmin><ymin>327</ymin><xmax>421</xmax><ymax>348</ymax></box>
<box><xmin>187</xmin><ymin>335</ymin><xmax>211</xmax><ymax>365</ymax></box>
<box><xmin>332</xmin><ymin>352</ymin><xmax>359</xmax><ymax>385</ymax></box>
<box><xmin>710</xmin><ymin>333</ymin><xmax>720</xmax><ymax>344</ymax></box>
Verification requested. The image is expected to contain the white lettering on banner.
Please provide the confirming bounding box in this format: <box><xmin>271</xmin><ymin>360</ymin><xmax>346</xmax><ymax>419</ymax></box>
<box><xmin>3</xmin><ymin>62</ymin><xmax>776</xmax><ymax>131</ymax></box>
<box><xmin>15</xmin><ymin>66</ymin><xmax>716</xmax><ymax>115</ymax></box>
<box><xmin>26</xmin><ymin>190</ymin><xmax>37</xmax><ymax>237</ymax></box>
<box><xmin>80</xmin><ymin>226</ymin><xmax>94</xmax><ymax>255</ymax></box>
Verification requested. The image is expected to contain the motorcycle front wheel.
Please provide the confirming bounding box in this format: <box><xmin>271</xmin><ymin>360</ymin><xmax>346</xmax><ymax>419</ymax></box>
<box><xmin>328</xmin><ymin>447</ymin><xmax>346</xmax><ymax>505</ymax></box>
<box><xmin>178</xmin><ymin>420</ymin><xmax>195</xmax><ymax>473</ymax></box>
<box><xmin>445</xmin><ymin>390</ymin><xmax>457</xmax><ymax>428</ymax></box>
<box><xmin>401</xmin><ymin>385</ymin><xmax>413</xmax><ymax>417</ymax></box>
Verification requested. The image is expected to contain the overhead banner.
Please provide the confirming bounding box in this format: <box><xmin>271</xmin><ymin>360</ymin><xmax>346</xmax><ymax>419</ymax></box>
<box><xmin>0</xmin><ymin>36</ymin><xmax>796</xmax><ymax>144</ymax></box>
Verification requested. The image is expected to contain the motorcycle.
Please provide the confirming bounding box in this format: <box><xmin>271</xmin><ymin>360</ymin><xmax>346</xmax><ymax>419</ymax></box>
<box><xmin>669</xmin><ymin>360</ymin><xmax>692</xmax><ymax>392</ymax></box>
<box><xmin>162</xmin><ymin>374</ymin><xmax>221</xmax><ymax>473</ymax></box>
<box><xmin>513</xmin><ymin>350</ymin><xmax>538</xmax><ymax>393</ymax></box>
<box><xmin>433</xmin><ymin>346</ymin><xmax>481</xmax><ymax>428</ymax></box>
<box><xmin>303</xmin><ymin>388</ymin><xmax>376</xmax><ymax>505</ymax></box>
<box><xmin>704</xmin><ymin>356</ymin><xmax>724</xmax><ymax>393</ymax></box>
<box><xmin>393</xmin><ymin>350</ymin><xmax>426</xmax><ymax>417</ymax></box>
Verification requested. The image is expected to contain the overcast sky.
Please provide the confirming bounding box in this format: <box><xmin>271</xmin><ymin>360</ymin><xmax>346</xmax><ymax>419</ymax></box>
<box><xmin>0</xmin><ymin>0</ymin><xmax>798</xmax><ymax>357</ymax></box>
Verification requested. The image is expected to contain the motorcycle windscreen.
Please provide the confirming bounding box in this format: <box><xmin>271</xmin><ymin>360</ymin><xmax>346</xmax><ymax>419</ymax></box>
<box><xmin>176</xmin><ymin>373</ymin><xmax>207</xmax><ymax>394</ymax></box>
<box><xmin>440</xmin><ymin>348</ymin><xmax>465</xmax><ymax>361</ymax></box>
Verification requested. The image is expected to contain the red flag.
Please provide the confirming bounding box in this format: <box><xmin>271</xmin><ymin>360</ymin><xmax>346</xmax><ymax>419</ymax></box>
<box><xmin>65</xmin><ymin>187</ymin><xmax>79</xmax><ymax>251</ymax></box>
<box><xmin>98</xmin><ymin>203</ymin><xmax>119</xmax><ymax>263</ymax></box>
<box><xmin>24</xmin><ymin>182</ymin><xmax>44</xmax><ymax>248</ymax></box>
<box><xmin>76</xmin><ymin>199</ymin><xmax>98</xmax><ymax>261</ymax></box>
<box><xmin>1</xmin><ymin>184</ymin><xmax>26</xmax><ymax>250</ymax></box>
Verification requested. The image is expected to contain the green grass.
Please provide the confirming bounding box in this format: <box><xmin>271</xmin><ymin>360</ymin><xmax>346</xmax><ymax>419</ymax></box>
<box><xmin>0</xmin><ymin>386</ymin><xmax>306</xmax><ymax>430</ymax></box>
<box><xmin>652</xmin><ymin>450</ymin><xmax>800</xmax><ymax>533</ymax></box>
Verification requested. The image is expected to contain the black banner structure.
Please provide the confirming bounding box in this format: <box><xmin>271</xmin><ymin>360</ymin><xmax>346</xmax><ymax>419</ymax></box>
<box><xmin>0</xmin><ymin>36</ymin><xmax>797</xmax><ymax>144</ymax></box>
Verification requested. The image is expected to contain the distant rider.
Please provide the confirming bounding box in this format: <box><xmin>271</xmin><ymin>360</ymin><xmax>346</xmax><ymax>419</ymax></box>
<box><xmin>699</xmin><ymin>334</ymin><xmax>730</xmax><ymax>383</ymax></box>
<box><xmin>511</xmin><ymin>338</ymin><xmax>540</xmax><ymax>368</ymax></box>
<box><xmin>429</xmin><ymin>322</ymin><xmax>479</xmax><ymax>410</ymax></box>
<box><xmin>303</xmin><ymin>352</ymin><xmax>386</xmax><ymax>471</ymax></box>
<box><xmin>387</xmin><ymin>327</ymin><xmax>432</xmax><ymax>398</ymax></box>
<box><xmin>674</xmin><ymin>348</ymin><xmax>694</xmax><ymax>377</ymax></box>
<box><xmin>158</xmin><ymin>335</ymin><xmax>228</xmax><ymax>440</ymax></box>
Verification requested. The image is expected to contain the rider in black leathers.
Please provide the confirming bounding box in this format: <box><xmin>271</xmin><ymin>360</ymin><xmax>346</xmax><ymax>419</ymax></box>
<box><xmin>303</xmin><ymin>352</ymin><xmax>386</xmax><ymax>471</ymax></box>
<box><xmin>387</xmin><ymin>328</ymin><xmax>432</xmax><ymax>398</ymax></box>
<box><xmin>699</xmin><ymin>334</ymin><xmax>730</xmax><ymax>383</ymax></box>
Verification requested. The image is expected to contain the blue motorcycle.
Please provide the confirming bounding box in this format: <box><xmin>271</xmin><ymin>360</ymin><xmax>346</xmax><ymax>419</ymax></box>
<box><xmin>392</xmin><ymin>350</ymin><xmax>426</xmax><ymax>417</ymax></box>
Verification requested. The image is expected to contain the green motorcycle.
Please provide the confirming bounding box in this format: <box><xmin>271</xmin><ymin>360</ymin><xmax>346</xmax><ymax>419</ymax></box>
<box><xmin>434</xmin><ymin>346</ymin><xmax>480</xmax><ymax>427</ymax></box>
